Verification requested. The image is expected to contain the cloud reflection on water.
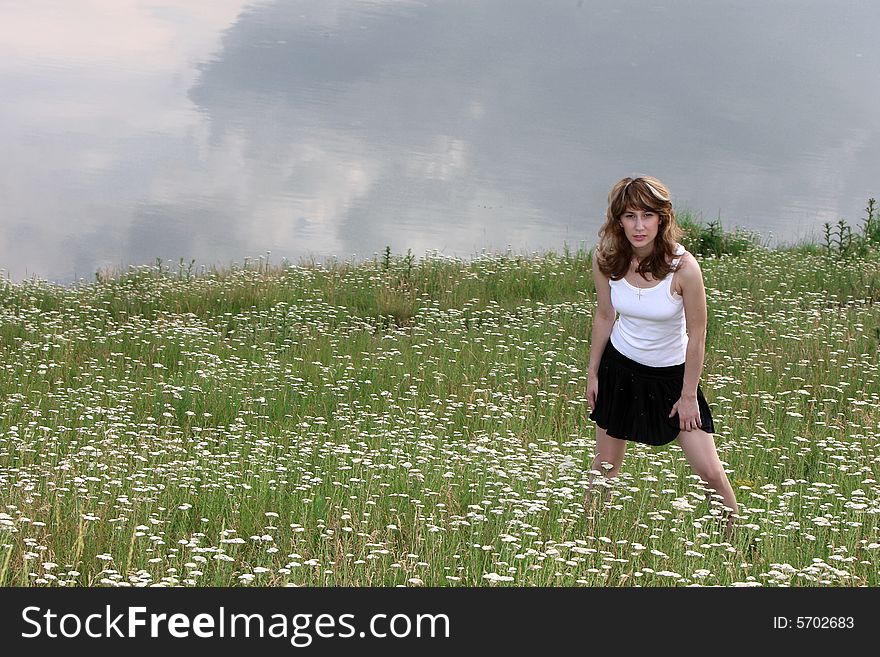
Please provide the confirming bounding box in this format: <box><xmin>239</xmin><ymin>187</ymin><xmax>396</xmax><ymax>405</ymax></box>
<box><xmin>1</xmin><ymin>0</ymin><xmax>878</xmax><ymax>284</ymax></box>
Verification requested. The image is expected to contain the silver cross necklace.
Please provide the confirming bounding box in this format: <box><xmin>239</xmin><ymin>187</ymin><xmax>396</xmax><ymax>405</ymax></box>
<box><xmin>633</xmin><ymin>257</ymin><xmax>643</xmax><ymax>300</ymax></box>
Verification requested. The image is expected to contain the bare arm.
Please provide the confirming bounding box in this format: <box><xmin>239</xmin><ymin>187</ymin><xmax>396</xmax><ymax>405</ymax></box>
<box><xmin>670</xmin><ymin>253</ymin><xmax>708</xmax><ymax>429</ymax></box>
<box><xmin>680</xmin><ymin>254</ymin><xmax>708</xmax><ymax>397</ymax></box>
<box><xmin>587</xmin><ymin>250</ymin><xmax>616</xmax><ymax>408</ymax></box>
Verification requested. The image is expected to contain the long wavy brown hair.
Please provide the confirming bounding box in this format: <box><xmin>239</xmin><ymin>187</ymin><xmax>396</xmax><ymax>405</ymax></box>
<box><xmin>597</xmin><ymin>175</ymin><xmax>684</xmax><ymax>281</ymax></box>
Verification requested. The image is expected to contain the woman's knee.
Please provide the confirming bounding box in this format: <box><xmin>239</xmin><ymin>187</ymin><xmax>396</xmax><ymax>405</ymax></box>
<box><xmin>591</xmin><ymin>450</ymin><xmax>624</xmax><ymax>475</ymax></box>
<box><xmin>592</xmin><ymin>458</ymin><xmax>621</xmax><ymax>476</ymax></box>
<box><xmin>679</xmin><ymin>431</ymin><xmax>727</xmax><ymax>486</ymax></box>
<box><xmin>593</xmin><ymin>427</ymin><xmax>625</xmax><ymax>474</ymax></box>
<box><xmin>694</xmin><ymin>462</ymin><xmax>727</xmax><ymax>488</ymax></box>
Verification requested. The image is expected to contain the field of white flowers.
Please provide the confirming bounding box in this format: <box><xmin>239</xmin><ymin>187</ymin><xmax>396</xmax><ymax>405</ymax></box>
<box><xmin>1</xmin><ymin>245</ymin><xmax>878</xmax><ymax>586</ymax></box>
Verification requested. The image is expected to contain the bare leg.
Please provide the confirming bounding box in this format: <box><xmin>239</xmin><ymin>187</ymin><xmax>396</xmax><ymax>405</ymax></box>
<box><xmin>676</xmin><ymin>428</ymin><xmax>739</xmax><ymax>536</ymax></box>
<box><xmin>586</xmin><ymin>425</ymin><xmax>627</xmax><ymax>506</ymax></box>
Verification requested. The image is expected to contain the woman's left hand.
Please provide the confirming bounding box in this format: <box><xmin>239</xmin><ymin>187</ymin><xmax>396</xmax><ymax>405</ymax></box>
<box><xmin>670</xmin><ymin>396</ymin><xmax>701</xmax><ymax>432</ymax></box>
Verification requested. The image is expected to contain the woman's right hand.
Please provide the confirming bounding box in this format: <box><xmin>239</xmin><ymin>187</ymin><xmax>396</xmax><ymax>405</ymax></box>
<box><xmin>587</xmin><ymin>376</ymin><xmax>599</xmax><ymax>411</ymax></box>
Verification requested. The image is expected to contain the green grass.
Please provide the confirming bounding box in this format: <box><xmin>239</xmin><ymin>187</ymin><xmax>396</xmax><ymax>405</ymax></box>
<box><xmin>1</xmin><ymin>233</ymin><xmax>879</xmax><ymax>587</ymax></box>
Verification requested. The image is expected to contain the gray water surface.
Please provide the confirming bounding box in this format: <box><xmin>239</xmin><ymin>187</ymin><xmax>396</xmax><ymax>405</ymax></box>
<box><xmin>2</xmin><ymin>0</ymin><xmax>878</xmax><ymax>285</ymax></box>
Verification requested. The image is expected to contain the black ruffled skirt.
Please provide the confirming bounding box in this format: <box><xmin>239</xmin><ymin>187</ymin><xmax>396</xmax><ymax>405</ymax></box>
<box><xmin>589</xmin><ymin>341</ymin><xmax>715</xmax><ymax>446</ymax></box>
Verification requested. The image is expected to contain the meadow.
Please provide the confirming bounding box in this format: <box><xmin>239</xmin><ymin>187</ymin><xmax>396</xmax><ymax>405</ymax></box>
<box><xmin>1</xmin><ymin>219</ymin><xmax>878</xmax><ymax>587</ymax></box>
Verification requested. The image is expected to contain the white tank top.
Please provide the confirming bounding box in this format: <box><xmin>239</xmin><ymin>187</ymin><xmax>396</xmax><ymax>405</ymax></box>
<box><xmin>608</xmin><ymin>244</ymin><xmax>687</xmax><ymax>367</ymax></box>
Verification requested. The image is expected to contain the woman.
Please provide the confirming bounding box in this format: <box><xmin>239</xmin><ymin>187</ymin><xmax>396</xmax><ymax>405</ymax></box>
<box><xmin>586</xmin><ymin>175</ymin><xmax>739</xmax><ymax>532</ymax></box>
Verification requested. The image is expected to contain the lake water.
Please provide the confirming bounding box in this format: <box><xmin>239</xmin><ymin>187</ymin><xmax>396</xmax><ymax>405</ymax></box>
<box><xmin>2</xmin><ymin>0</ymin><xmax>879</xmax><ymax>286</ymax></box>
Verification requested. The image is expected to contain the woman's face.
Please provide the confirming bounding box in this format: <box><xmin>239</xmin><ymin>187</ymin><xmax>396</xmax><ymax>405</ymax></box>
<box><xmin>619</xmin><ymin>207</ymin><xmax>660</xmax><ymax>252</ymax></box>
